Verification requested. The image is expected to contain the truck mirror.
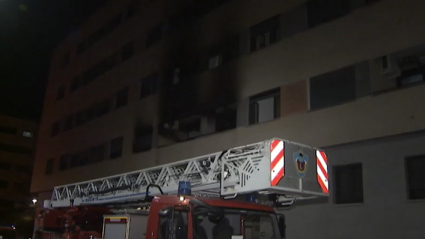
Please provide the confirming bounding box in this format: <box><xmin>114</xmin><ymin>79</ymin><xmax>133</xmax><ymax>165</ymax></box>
<box><xmin>158</xmin><ymin>206</ymin><xmax>173</xmax><ymax>217</ymax></box>
<box><xmin>277</xmin><ymin>214</ymin><xmax>286</xmax><ymax>239</ymax></box>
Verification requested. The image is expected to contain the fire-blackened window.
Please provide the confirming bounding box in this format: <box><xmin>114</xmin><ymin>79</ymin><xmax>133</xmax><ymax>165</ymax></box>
<box><xmin>59</xmin><ymin>154</ymin><xmax>70</xmax><ymax>171</ymax></box>
<box><xmin>406</xmin><ymin>155</ymin><xmax>425</xmax><ymax>200</ymax></box>
<box><xmin>249</xmin><ymin>88</ymin><xmax>280</xmax><ymax>125</ymax></box>
<box><xmin>110</xmin><ymin>137</ymin><xmax>124</xmax><ymax>159</ymax></box>
<box><xmin>334</xmin><ymin>163</ymin><xmax>364</xmax><ymax>204</ymax></box>
<box><xmin>307</xmin><ymin>0</ymin><xmax>351</xmax><ymax>28</ymax></box>
<box><xmin>250</xmin><ymin>15</ymin><xmax>280</xmax><ymax>52</ymax></box>
<box><xmin>133</xmin><ymin>126</ymin><xmax>153</xmax><ymax>153</ymax></box>
<box><xmin>141</xmin><ymin>73</ymin><xmax>158</xmax><ymax>99</ymax></box>
<box><xmin>95</xmin><ymin>99</ymin><xmax>111</xmax><ymax>117</ymax></box>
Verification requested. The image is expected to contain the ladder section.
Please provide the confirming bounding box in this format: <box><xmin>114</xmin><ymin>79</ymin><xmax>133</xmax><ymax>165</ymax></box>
<box><xmin>47</xmin><ymin>138</ymin><xmax>329</xmax><ymax>208</ymax></box>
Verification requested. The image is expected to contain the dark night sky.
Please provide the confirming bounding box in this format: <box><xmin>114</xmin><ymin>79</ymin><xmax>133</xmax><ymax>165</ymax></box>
<box><xmin>0</xmin><ymin>0</ymin><xmax>108</xmax><ymax>121</ymax></box>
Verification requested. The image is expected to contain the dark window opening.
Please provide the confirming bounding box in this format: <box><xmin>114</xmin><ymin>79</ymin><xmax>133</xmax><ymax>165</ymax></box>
<box><xmin>207</xmin><ymin>36</ymin><xmax>239</xmax><ymax>69</ymax></box>
<box><xmin>215</xmin><ymin>107</ymin><xmax>237</xmax><ymax>132</ymax></box>
<box><xmin>309</xmin><ymin>65</ymin><xmax>356</xmax><ymax>110</ymax></box>
<box><xmin>146</xmin><ymin>24</ymin><xmax>163</xmax><ymax>47</ymax></box>
<box><xmin>250</xmin><ymin>16</ymin><xmax>279</xmax><ymax>52</ymax></box>
<box><xmin>406</xmin><ymin>155</ymin><xmax>425</xmax><ymax>200</ymax></box>
<box><xmin>51</xmin><ymin>121</ymin><xmax>60</xmax><ymax>136</ymax></box>
<box><xmin>45</xmin><ymin>159</ymin><xmax>54</xmax><ymax>175</ymax></box>
<box><xmin>0</xmin><ymin>162</ymin><xmax>11</xmax><ymax>171</ymax></box>
<box><xmin>121</xmin><ymin>42</ymin><xmax>134</xmax><ymax>62</ymax></box>
<box><xmin>105</xmin><ymin>14</ymin><xmax>123</xmax><ymax>32</ymax></box>
<box><xmin>381</xmin><ymin>55</ymin><xmax>389</xmax><ymax>70</ymax></box>
<box><xmin>133</xmin><ymin>126</ymin><xmax>153</xmax><ymax>153</ymax></box>
<box><xmin>396</xmin><ymin>54</ymin><xmax>425</xmax><ymax>87</ymax></box>
<box><xmin>91</xmin><ymin>145</ymin><xmax>105</xmax><ymax>163</ymax></box>
<box><xmin>71</xmin><ymin>76</ymin><xmax>81</xmax><ymax>92</ymax></box>
<box><xmin>57</xmin><ymin>86</ymin><xmax>65</xmax><ymax>100</ymax></box>
<box><xmin>0</xmin><ymin>142</ymin><xmax>32</xmax><ymax>155</ymax></box>
<box><xmin>334</xmin><ymin>163</ymin><xmax>364</xmax><ymax>204</ymax></box>
<box><xmin>64</xmin><ymin>115</ymin><xmax>75</xmax><ymax>131</ymax></box>
<box><xmin>59</xmin><ymin>154</ymin><xmax>70</xmax><ymax>171</ymax></box>
<box><xmin>141</xmin><ymin>73</ymin><xmax>158</xmax><ymax>98</ymax></box>
<box><xmin>69</xmin><ymin>154</ymin><xmax>79</xmax><ymax>168</ymax></box>
<box><xmin>95</xmin><ymin>99</ymin><xmax>111</xmax><ymax>117</ymax></box>
<box><xmin>0</xmin><ymin>125</ymin><xmax>17</xmax><ymax>135</ymax></box>
<box><xmin>110</xmin><ymin>137</ymin><xmax>124</xmax><ymax>159</ymax></box>
<box><xmin>307</xmin><ymin>0</ymin><xmax>351</xmax><ymax>28</ymax></box>
<box><xmin>77</xmin><ymin>151</ymin><xmax>90</xmax><ymax>167</ymax></box>
<box><xmin>115</xmin><ymin>87</ymin><xmax>129</xmax><ymax>108</ymax></box>
<box><xmin>249</xmin><ymin>88</ymin><xmax>280</xmax><ymax>125</ymax></box>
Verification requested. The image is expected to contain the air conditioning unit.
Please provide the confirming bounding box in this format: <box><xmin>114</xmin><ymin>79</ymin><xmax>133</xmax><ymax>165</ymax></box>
<box><xmin>379</xmin><ymin>55</ymin><xmax>401</xmax><ymax>79</ymax></box>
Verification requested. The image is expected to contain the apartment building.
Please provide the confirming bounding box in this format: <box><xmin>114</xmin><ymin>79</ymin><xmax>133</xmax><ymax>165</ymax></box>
<box><xmin>0</xmin><ymin>114</ymin><xmax>37</xmax><ymax>222</ymax></box>
<box><xmin>32</xmin><ymin>0</ymin><xmax>425</xmax><ymax>238</ymax></box>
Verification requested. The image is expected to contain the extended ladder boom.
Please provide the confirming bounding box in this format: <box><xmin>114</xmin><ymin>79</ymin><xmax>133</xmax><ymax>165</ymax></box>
<box><xmin>46</xmin><ymin>138</ymin><xmax>329</xmax><ymax>208</ymax></box>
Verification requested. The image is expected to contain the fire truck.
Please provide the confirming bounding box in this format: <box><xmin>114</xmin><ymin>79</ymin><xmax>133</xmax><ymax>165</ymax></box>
<box><xmin>33</xmin><ymin>138</ymin><xmax>329</xmax><ymax>239</ymax></box>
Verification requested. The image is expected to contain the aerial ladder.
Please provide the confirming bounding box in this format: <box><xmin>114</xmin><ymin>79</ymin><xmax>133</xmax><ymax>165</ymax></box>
<box><xmin>45</xmin><ymin>138</ymin><xmax>329</xmax><ymax>209</ymax></box>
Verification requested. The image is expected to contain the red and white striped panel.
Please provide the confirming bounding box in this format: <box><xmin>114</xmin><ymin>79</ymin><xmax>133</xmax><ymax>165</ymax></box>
<box><xmin>270</xmin><ymin>139</ymin><xmax>284</xmax><ymax>186</ymax></box>
<box><xmin>316</xmin><ymin>150</ymin><xmax>329</xmax><ymax>194</ymax></box>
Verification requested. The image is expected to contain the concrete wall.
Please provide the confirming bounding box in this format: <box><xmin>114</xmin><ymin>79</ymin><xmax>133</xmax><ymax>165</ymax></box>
<box><xmin>284</xmin><ymin>131</ymin><xmax>425</xmax><ymax>239</ymax></box>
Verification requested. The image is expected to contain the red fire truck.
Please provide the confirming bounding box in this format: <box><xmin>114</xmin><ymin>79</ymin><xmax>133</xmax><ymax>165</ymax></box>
<box><xmin>34</xmin><ymin>138</ymin><xmax>329</xmax><ymax>239</ymax></box>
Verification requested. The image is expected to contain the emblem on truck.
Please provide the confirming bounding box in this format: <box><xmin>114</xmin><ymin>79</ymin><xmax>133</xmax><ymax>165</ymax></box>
<box><xmin>293</xmin><ymin>150</ymin><xmax>308</xmax><ymax>178</ymax></box>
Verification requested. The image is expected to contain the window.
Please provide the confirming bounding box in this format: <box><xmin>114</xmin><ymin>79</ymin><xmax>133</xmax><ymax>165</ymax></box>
<box><xmin>250</xmin><ymin>16</ymin><xmax>279</xmax><ymax>52</ymax></box>
<box><xmin>141</xmin><ymin>73</ymin><xmax>158</xmax><ymax>98</ymax></box>
<box><xmin>63</xmin><ymin>52</ymin><xmax>71</xmax><ymax>67</ymax></box>
<box><xmin>249</xmin><ymin>88</ymin><xmax>280</xmax><ymax>125</ymax></box>
<box><xmin>15</xmin><ymin>165</ymin><xmax>31</xmax><ymax>174</ymax></box>
<box><xmin>115</xmin><ymin>87</ymin><xmax>129</xmax><ymax>108</ymax></box>
<box><xmin>51</xmin><ymin>121</ymin><xmax>60</xmax><ymax>136</ymax></box>
<box><xmin>71</xmin><ymin>76</ymin><xmax>81</xmax><ymax>92</ymax></box>
<box><xmin>77</xmin><ymin>151</ymin><xmax>90</xmax><ymax>167</ymax></box>
<box><xmin>334</xmin><ymin>163</ymin><xmax>363</xmax><ymax>204</ymax></box>
<box><xmin>90</xmin><ymin>144</ymin><xmax>105</xmax><ymax>163</ymax></box>
<box><xmin>146</xmin><ymin>24</ymin><xmax>163</xmax><ymax>47</ymax></box>
<box><xmin>110</xmin><ymin>137</ymin><xmax>123</xmax><ymax>159</ymax></box>
<box><xmin>0</xmin><ymin>180</ymin><xmax>8</xmax><ymax>189</ymax></box>
<box><xmin>45</xmin><ymin>158</ymin><xmax>54</xmax><ymax>175</ymax></box>
<box><xmin>309</xmin><ymin>65</ymin><xmax>356</xmax><ymax>110</ymax></box>
<box><xmin>0</xmin><ymin>162</ymin><xmax>11</xmax><ymax>171</ymax></box>
<box><xmin>133</xmin><ymin>127</ymin><xmax>152</xmax><ymax>153</ymax></box>
<box><xmin>14</xmin><ymin>182</ymin><xmax>29</xmax><ymax>192</ymax></box>
<box><xmin>0</xmin><ymin>142</ymin><xmax>32</xmax><ymax>154</ymax></box>
<box><xmin>59</xmin><ymin>154</ymin><xmax>70</xmax><ymax>171</ymax></box>
<box><xmin>121</xmin><ymin>41</ymin><xmax>134</xmax><ymax>61</ymax></box>
<box><xmin>307</xmin><ymin>0</ymin><xmax>351</xmax><ymax>28</ymax></box>
<box><xmin>57</xmin><ymin>86</ymin><xmax>65</xmax><ymax>100</ymax></box>
<box><xmin>0</xmin><ymin>125</ymin><xmax>17</xmax><ymax>135</ymax></box>
<box><xmin>406</xmin><ymin>155</ymin><xmax>425</xmax><ymax>200</ymax></box>
<box><xmin>22</xmin><ymin>131</ymin><xmax>33</xmax><ymax>138</ymax></box>
<box><xmin>95</xmin><ymin>99</ymin><xmax>111</xmax><ymax>117</ymax></box>
<box><xmin>65</xmin><ymin>115</ymin><xmax>75</xmax><ymax>131</ymax></box>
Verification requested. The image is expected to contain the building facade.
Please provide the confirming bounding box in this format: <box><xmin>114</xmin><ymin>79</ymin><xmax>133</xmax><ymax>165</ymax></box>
<box><xmin>32</xmin><ymin>0</ymin><xmax>425</xmax><ymax>238</ymax></box>
<box><xmin>0</xmin><ymin>114</ymin><xmax>37</xmax><ymax>222</ymax></box>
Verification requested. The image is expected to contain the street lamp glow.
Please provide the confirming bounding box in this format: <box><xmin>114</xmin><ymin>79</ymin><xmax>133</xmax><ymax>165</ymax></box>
<box><xmin>32</xmin><ymin>199</ymin><xmax>37</xmax><ymax>204</ymax></box>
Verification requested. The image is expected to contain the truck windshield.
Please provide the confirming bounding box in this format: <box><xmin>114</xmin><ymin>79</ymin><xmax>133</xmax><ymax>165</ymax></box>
<box><xmin>0</xmin><ymin>229</ymin><xmax>17</xmax><ymax>239</ymax></box>
<box><xmin>193</xmin><ymin>207</ymin><xmax>280</xmax><ymax>239</ymax></box>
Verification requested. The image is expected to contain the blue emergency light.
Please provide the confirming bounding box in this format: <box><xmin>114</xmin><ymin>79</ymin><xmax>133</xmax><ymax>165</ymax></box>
<box><xmin>246</xmin><ymin>194</ymin><xmax>257</xmax><ymax>202</ymax></box>
<box><xmin>178</xmin><ymin>181</ymin><xmax>192</xmax><ymax>196</ymax></box>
